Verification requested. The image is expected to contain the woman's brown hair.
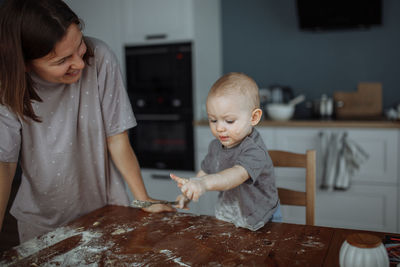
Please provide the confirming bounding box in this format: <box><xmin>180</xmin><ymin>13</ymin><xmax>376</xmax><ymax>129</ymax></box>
<box><xmin>0</xmin><ymin>0</ymin><xmax>93</xmax><ymax>122</ymax></box>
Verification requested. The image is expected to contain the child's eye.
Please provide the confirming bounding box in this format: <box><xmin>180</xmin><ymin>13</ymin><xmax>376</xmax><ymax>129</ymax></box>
<box><xmin>209</xmin><ymin>119</ymin><xmax>217</xmax><ymax>123</ymax></box>
<box><xmin>226</xmin><ymin>120</ymin><xmax>235</xmax><ymax>124</ymax></box>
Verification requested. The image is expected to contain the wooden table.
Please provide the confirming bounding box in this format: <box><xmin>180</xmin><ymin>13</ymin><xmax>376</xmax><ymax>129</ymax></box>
<box><xmin>0</xmin><ymin>205</ymin><xmax>397</xmax><ymax>266</ymax></box>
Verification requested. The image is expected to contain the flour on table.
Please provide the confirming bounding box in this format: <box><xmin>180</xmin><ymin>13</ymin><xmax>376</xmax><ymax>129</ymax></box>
<box><xmin>301</xmin><ymin>236</ymin><xmax>325</xmax><ymax>248</ymax></box>
<box><xmin>111</xmin><ymin>227</ymin><xmax>134</xmax><ymax>235</ymax></box>
<box><xmin>159</xmin><ymin>249</ymin><xmax>191</xmax><ymax>267</ymax></box>
<box><xmin>0</xmin><ymin>226</ymin><xmax>105</xmax><ymax>266</ymax></box>
<box><xmin>0</xmin><ymin>222</ymin><xmax>136</xmax><ymax>266</ymax></box>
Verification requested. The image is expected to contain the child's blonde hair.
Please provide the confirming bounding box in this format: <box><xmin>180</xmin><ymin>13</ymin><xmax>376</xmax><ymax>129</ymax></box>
<box><xmin>208</xmin><ymin>72</ymin><xmax>260</xmax><ymax>110</ymax></box>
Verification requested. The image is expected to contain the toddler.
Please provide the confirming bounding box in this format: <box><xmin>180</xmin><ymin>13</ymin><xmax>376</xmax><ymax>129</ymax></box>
<box><xmin>171</xmin><ymin>72</ymin><xmax>281</xmax><ymax>231</ymax></box>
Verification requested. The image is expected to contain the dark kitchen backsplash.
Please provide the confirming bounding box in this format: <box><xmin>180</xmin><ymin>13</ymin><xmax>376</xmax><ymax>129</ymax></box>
<box><xmin>221</xmin><ymin>0</ymin><xmax>400</xmax><ymax>110</ymax></box>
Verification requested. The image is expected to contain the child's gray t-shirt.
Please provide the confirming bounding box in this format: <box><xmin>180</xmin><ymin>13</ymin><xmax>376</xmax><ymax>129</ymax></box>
<box><xmin>0</xmin><ymin>37</ymin><xmax>136</xmax><ymax>235</ymax></box>
<box><xmin>201</xmin><ymin>128</ymin><xmax>279</xmax><ymax>231</ymax></box>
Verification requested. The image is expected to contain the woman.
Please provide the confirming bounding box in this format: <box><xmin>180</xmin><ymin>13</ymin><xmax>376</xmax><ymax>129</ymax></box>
<box><xmin>0</xmin><ymin>0</ymin><xmax>174</xmax><ymax>243</ymax></box>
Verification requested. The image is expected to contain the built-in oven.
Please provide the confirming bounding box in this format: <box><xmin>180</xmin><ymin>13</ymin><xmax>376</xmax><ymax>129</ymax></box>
<box><xmin>125</xmin><ymin>42</ymin><xmax>194</xmax><ymax>171</ymax></box>
<box><xmin>129</xmin><ymin>113</ymin><xmax>194</xmax><ymax>170</ymax></box>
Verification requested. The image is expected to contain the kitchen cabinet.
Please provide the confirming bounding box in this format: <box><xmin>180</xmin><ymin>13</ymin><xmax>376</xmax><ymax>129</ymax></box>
<box><xmin>195</xmin><ymin>124</ymin><xmax>400</xmax><ymax>233</ymax></box>
<box><xmin>120</xmin><ymin>0</ymin><xmax>223</xmax><ymax>121</ymax></box>
<box><xmin>120</xmin><ymin>0</ymin><xmax>194</xmax><ymax>44</ymax></box>
<box><xmin>263</xmin><ymin>127</ymin><xmax>398</xmax><ymax>185</ymax></box>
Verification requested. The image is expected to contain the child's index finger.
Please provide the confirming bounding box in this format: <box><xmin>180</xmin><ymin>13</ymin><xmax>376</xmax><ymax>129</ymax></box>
<box><xmin>170</xmin><ymin>173</ymin><xmax>181</xmax><ymax>181</ymax></box>
<box><xmin>170</xmin><ymin>173</ymin><xmax>189</xmax><ymax>185</ymax></box>
<box><xmin>170</xmin><ymin>173</ymin><xmax>184</xmax><ymax>183</ymax></box>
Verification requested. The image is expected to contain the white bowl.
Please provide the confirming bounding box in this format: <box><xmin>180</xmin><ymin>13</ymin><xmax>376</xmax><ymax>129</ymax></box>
<box><xmin>266</xmin><ymin>104</ymin><xmax>294</xmax><ymax>121</ymax></box>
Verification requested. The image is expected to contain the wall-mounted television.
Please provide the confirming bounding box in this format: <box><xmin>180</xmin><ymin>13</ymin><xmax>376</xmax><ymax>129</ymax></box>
<box><xmin>296</xmin><ymin>0</ymin><xmax>382</xmax><ymax>31</ymax></box>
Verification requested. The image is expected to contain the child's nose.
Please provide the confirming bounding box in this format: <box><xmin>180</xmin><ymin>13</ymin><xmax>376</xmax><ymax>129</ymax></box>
<box><xmin>216</xmin><ymin>122</ymin><xmax>225</xmax><ymax>132</ymax></box>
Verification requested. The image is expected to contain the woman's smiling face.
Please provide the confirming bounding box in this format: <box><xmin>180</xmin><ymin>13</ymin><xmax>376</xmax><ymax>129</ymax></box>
<box><xmin>28</xmin><ymin>23</ymin><xmax>87</xmax><ymax>84</ymax></box>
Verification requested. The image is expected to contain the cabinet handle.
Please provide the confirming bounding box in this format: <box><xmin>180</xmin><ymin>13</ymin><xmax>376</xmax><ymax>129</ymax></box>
<box><xmin>151</xmin><ymin>174</ymin><xmax>171</xmax><ymax>179</ymax></box>
<box><xmin>136</xmin><ymin>114</ymin><xmax>181</xmax><ymax>121</ymax></box>
<box><xmin>146</xmin><ymin>34</ymin><xmax>167</xmax><ymax>40</ymax></box>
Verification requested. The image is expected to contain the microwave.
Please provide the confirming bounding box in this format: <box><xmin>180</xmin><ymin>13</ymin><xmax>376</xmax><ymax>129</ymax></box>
<box><xmin>125</xmin><ymin>42</ymin><xmax>192</xmax><ymax>115</ymax></box>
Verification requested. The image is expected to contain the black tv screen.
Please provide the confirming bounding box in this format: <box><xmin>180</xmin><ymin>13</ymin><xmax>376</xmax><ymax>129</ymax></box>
<box><xmin>296</xmin><ymin>0</ymin><xmax>382</xmax><ymax>31</ymax></box>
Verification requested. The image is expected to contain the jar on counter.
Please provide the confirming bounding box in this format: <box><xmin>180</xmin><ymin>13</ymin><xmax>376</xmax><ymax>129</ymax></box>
<box><xmin>308</xmin><ymin>94</ymin><xmax>334</xmax><ymax>118</ymax></box>
<box><xmin>339</xmin><ymin>233</ymin><xmax>389</xmax><ymax>267</ymax></box>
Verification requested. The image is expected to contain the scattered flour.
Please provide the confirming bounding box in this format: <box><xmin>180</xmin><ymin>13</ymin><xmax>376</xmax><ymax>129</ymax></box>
<box><xmin>111</xmin><ymin>227</ymin><xmax>134</xmax><ymax>236</ymax></box>
<box><xmin>219</xmin><ymin>232</ymin><xmax>232</xmax><ymax>238</ymax></box>
<box><xmin>159</xmin><ymin>249</ymin><xmax>191</xmax><ymax>267</ymax></box>
<box><xmin>0</xmin><ymin>226</ymin><xmax>106</xmax><ymax>266</ymax></box>
<box><xmin>301</xmin><ymin>236</ymin><xmax>325</xmax><ymax>248</ymax></box>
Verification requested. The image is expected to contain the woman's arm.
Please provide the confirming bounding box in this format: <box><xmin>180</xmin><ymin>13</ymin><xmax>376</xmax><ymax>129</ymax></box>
<box><xmin>106</xmin><ymin>131</ymin><xmax>174</xmax><ymax>212</ymax></box>
<box><xmin>0</xmin><ymin>162</ymin><xmax>17</xmax><ymax>230</ymax></box>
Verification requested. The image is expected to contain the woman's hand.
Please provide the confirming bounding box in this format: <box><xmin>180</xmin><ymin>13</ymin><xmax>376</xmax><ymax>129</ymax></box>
<box><xmin>140</xmin><ymin>197</ymin><xmax>176</xmax><ymax>213</ymax></box>
<box><xmin>174</xmin><ymin>194</ymin><xmax>190</xmax><ymax>210</ymax></box>
<box><xmin>142</xmin><ymin>203</ymin><xmax>176</xmax><ymax>213</ymax></box>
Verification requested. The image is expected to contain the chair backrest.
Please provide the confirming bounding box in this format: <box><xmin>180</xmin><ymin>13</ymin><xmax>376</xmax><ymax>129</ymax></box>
<box><xmin>268</xmin><ymin>150</ymin><xmax>316</xmax><ymax>225</ymax></box>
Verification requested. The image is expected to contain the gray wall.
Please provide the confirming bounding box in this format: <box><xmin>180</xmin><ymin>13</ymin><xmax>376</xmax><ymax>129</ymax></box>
<box><xmin>221</xmin><ymin>0</ymin><xmax>400</xmax><ymax>110</ymax></box>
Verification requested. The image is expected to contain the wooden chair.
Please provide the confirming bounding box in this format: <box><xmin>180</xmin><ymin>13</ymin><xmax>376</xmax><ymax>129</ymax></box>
<box><xmin>268</xmin><ymin>150</ymin><xmax>316</xmax><ymax>225</ymax></box>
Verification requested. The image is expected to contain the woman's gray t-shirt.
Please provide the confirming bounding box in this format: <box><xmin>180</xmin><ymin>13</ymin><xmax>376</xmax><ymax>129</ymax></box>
<box><xmin>0</xmin><ymin>37</ymin><xmax>136</xmax><ymax>233</ymax></box>
<box><xmin>201</xmin><ymin>128</ymin><xmax>279</xmax><ymax>231</ymax></box>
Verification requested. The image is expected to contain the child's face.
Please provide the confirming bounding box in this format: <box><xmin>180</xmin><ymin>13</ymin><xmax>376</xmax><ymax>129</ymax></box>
<box><xmin>28</xmin><ymin>23</ymin><xmax>87</xmax><ymax>84</ymax></box>
<box><xmin>206</xmin><ymin>94</ymin><xmax>255</xmax><ymax>148</ymax></box>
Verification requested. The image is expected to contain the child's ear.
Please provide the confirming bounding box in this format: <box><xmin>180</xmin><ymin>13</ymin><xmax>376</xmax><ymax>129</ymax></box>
<box><xmin>251</xmin><ymin>108</ymin><xmax>262</xmax><ymax>126</ymax></box>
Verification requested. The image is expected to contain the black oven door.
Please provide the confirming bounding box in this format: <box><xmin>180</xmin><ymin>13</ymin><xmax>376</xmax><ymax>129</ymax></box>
<box><xmin>125</xmin><ymin>43</ymin><xmax>192</xmax><ymax>114</ymax></box>
<box><xmin>129</xmin><ymin>114</ymin><xmax>194</xmax><ymax>171</ymax></box>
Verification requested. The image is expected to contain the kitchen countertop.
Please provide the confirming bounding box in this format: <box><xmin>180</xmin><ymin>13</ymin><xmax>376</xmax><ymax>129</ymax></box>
<box><xmin>194</xmin><ymin>119</ymin><xmax>400</xmax><ymax>128</ymax></box>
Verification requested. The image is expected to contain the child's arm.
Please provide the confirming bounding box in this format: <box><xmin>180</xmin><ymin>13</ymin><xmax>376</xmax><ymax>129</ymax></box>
<box><xmin>196</xmin><ymin>170</ymin><xmax>207</xmax><ymax>177</ymax></box>
<box><xmin>170</xmin><ymin>165</ymin><xmax>249</xmax><ymax>201</ymax></box>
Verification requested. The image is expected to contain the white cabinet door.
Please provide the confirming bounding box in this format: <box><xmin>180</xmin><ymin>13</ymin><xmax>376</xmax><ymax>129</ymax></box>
<box><xmin>273</xmin><ymin>127</ymin><xmax>399</xmax><ymax>185</ymax></box>
<box><xmin>121</xmin><ymin>0</ymin><xmax>194</xmax><ymax>44</ymax></box>
<box><xmin>315</xmin><ymin>184</ymin><xmax>398</xmax><ymax>233</ymax></box>
<box><xmin>271</xmin><ymin>127</ymin><xmax>323</xmax><ymax>183</ymax></box>
<box><xmin>194</xmin><ymin>126</ymin><xmax>214</xmax><ymax>171</ymax></box>
<box><xmin>255</xmin><ymin>127</ymin><xmax>275</xmax><ymax>149</ymax></box>
<box><xmin>277</xmin><ymin>181</ymin><xmax>398</xmax><ymax>232</ymax></box>
<box><xmin>273</xmin><ymin>127</ymin><xmax>321</xmax><ymax>153</ymax></box>
<box><xmin>344</xmin><ymin>129</ymin><xmax>398</xmax><ymax>184</ymax></box>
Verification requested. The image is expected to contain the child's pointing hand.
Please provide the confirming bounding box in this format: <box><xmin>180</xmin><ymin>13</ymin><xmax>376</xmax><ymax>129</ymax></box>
<box><xmin>170</xmin><ymin>173</ymin><xmax>189</xmax><ymax>188</ymax></box>
<box><xmin>170</xmin><ymin>173</ymin><xmax>207</xmax><ymax>202</ymax></box>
